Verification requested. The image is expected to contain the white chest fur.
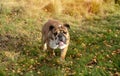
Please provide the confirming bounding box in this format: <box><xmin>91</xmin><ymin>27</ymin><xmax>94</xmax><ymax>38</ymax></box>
<box><xmin>49</xmin><ymin>39</ymin><xmax>67</xmax><ymax>49</ymax></box>
<box><xmin>49</xmin><ymin>39</ymin><xmax>58</xmax><ymax>49</ymax></box>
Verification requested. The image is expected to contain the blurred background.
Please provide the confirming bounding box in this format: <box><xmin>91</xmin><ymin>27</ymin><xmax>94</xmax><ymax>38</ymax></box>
<box><xmin>0</xmin><ymin>0</ymin><xmax>120</xmax><ymax>19</ymax></box>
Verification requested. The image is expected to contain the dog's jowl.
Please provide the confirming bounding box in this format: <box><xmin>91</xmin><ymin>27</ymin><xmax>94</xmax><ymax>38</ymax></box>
<box><xmin>42</xmin><ymin>19</ymin><xmax>70</xmax><ymax>60</ymax></box>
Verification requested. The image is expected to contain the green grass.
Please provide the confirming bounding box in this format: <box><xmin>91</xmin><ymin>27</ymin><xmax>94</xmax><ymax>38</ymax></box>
<box><xmin>0</xmin><ymin>8</ymin><xmax>120</xmax><ymax>76</ymax></box>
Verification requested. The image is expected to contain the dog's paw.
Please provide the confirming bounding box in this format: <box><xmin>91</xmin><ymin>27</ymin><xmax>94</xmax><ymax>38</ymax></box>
<box><xmin>56</xmin><ymin>58</ymin><xmax>66</xmax><ymax>64</ymax></box>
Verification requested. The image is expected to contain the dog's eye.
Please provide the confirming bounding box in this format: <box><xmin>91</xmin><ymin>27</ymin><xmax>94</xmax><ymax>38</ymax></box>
<box><xmin>54</xmin><ymin>32</ymin><xmax>57</xmax><ymax>36</ymax></box>
<box><xmin>63</xmin><ymin>31</ymin><xmax>67</xmax><ymax>34</ymax></box>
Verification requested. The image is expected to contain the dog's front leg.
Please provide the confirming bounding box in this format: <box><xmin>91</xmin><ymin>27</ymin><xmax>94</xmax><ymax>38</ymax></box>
<box><xmin>47</xmin><ymin>47</ymin><xmax>56</xmax><ymax>56</ymax></box>
<box><xmin>60</xmin><ymin>47</ymin><xmax>68</xmax><ymax>60</ymax></box>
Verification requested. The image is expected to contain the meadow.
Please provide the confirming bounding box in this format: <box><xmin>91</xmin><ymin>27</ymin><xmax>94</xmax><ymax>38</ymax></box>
<box><xmin>0</xmin><ymin>0</ymin><xmax>120</xmax><ymax>76</ymax></box>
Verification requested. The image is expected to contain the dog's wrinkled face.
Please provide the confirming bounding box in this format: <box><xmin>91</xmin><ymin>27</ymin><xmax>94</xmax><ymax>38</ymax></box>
<box><xmin>49</xmin><ymin>24</ymin><xmax>70</xmax><ymax>49</ymax></box>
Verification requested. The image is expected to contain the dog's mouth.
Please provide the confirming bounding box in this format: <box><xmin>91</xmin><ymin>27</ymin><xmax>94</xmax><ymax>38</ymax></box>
<box><xmin>49</xmin><ymin>38</ymin><xmax>67</xmax><ymax>49</ymax></box>
<box><xmin>58</xmin><ymin>41</ymin><xmax>64</xmax><ymax>46</ymax></box>
<box><xmin>57</xmin><ymin>41</ymin><xmax>66</xmax><ymax>46</ymax></box>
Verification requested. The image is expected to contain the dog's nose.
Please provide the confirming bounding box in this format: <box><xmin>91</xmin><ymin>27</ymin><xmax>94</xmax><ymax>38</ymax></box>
<box><xmin>59</xmin><ymin>38</ymin><xmax>63</xmax><ymax>41</ymax></box>
<box><xmin>58</xmin><ymin>34</ymin><xmax>62</xmax><ymax>38</ymax></box>
<box><xmin>58</xmin><ymin>34</ymin><xmax>63</xmax><ymax>41</ymax></box>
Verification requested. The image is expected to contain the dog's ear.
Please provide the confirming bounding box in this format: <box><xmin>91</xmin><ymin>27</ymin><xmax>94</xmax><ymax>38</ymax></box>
<box><xmin>49</xmin><ymin>25</ymin><xmax>54</xmax><ymax>31</ymax></box>
<box><xmin>64</xmin><ymin>23</ymin><xmax>70</xmax><ymax>29</ymax></box>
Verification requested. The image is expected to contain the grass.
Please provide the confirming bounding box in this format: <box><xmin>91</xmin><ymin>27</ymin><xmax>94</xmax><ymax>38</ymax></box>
<box><xmin>0</xmin><ymin>0</ymin><xmax>120</xmax><ymax>76</ymax></box>
<box><xmin>0</xmin><ymin>13</ymin><xmax>120</xmax><ymax>76</ymax></box>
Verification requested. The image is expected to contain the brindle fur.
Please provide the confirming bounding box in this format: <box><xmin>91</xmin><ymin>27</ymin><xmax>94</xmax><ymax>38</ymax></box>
<box><xmin>42</xmin><ymin>19</ymin><xmax>70</xmax><ymax>60</ymax></box>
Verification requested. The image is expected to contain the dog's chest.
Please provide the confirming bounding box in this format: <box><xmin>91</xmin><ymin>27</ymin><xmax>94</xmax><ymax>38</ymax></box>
<box><xmin>49</xmin><ymin>39</ymin><xmax>58</xmax><ymax>49</ymax></box>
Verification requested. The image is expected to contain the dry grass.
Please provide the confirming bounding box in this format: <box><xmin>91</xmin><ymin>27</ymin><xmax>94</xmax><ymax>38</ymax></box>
<box><xmin>0</xmin><ymin>0</ymin><xmax>117</xmax><ymax>19</ymax></box>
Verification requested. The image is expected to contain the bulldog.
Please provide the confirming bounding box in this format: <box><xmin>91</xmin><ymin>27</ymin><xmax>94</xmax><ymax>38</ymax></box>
<box><xmin>42</xmin><ymin>19</ymin><xmax>70</xmax><ymax>60</ymax></box>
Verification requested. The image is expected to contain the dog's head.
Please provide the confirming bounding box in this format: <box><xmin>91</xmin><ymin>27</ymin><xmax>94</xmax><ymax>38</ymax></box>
<box><xmin>49</xmin><ymin>23</ymin><xmax>70</xmax><ymax>49</ymax></box>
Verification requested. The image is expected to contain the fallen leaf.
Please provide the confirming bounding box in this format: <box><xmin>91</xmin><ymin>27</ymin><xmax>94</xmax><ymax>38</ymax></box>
<box><xmin>113</xmin><ymin>72</ymin><xmax>120</xmax><ymax>76</ymax></box>
<box><xmin>86</xmin><ymin>58</ymin><xmax>98</xmax><ymax>68</ymax></box>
